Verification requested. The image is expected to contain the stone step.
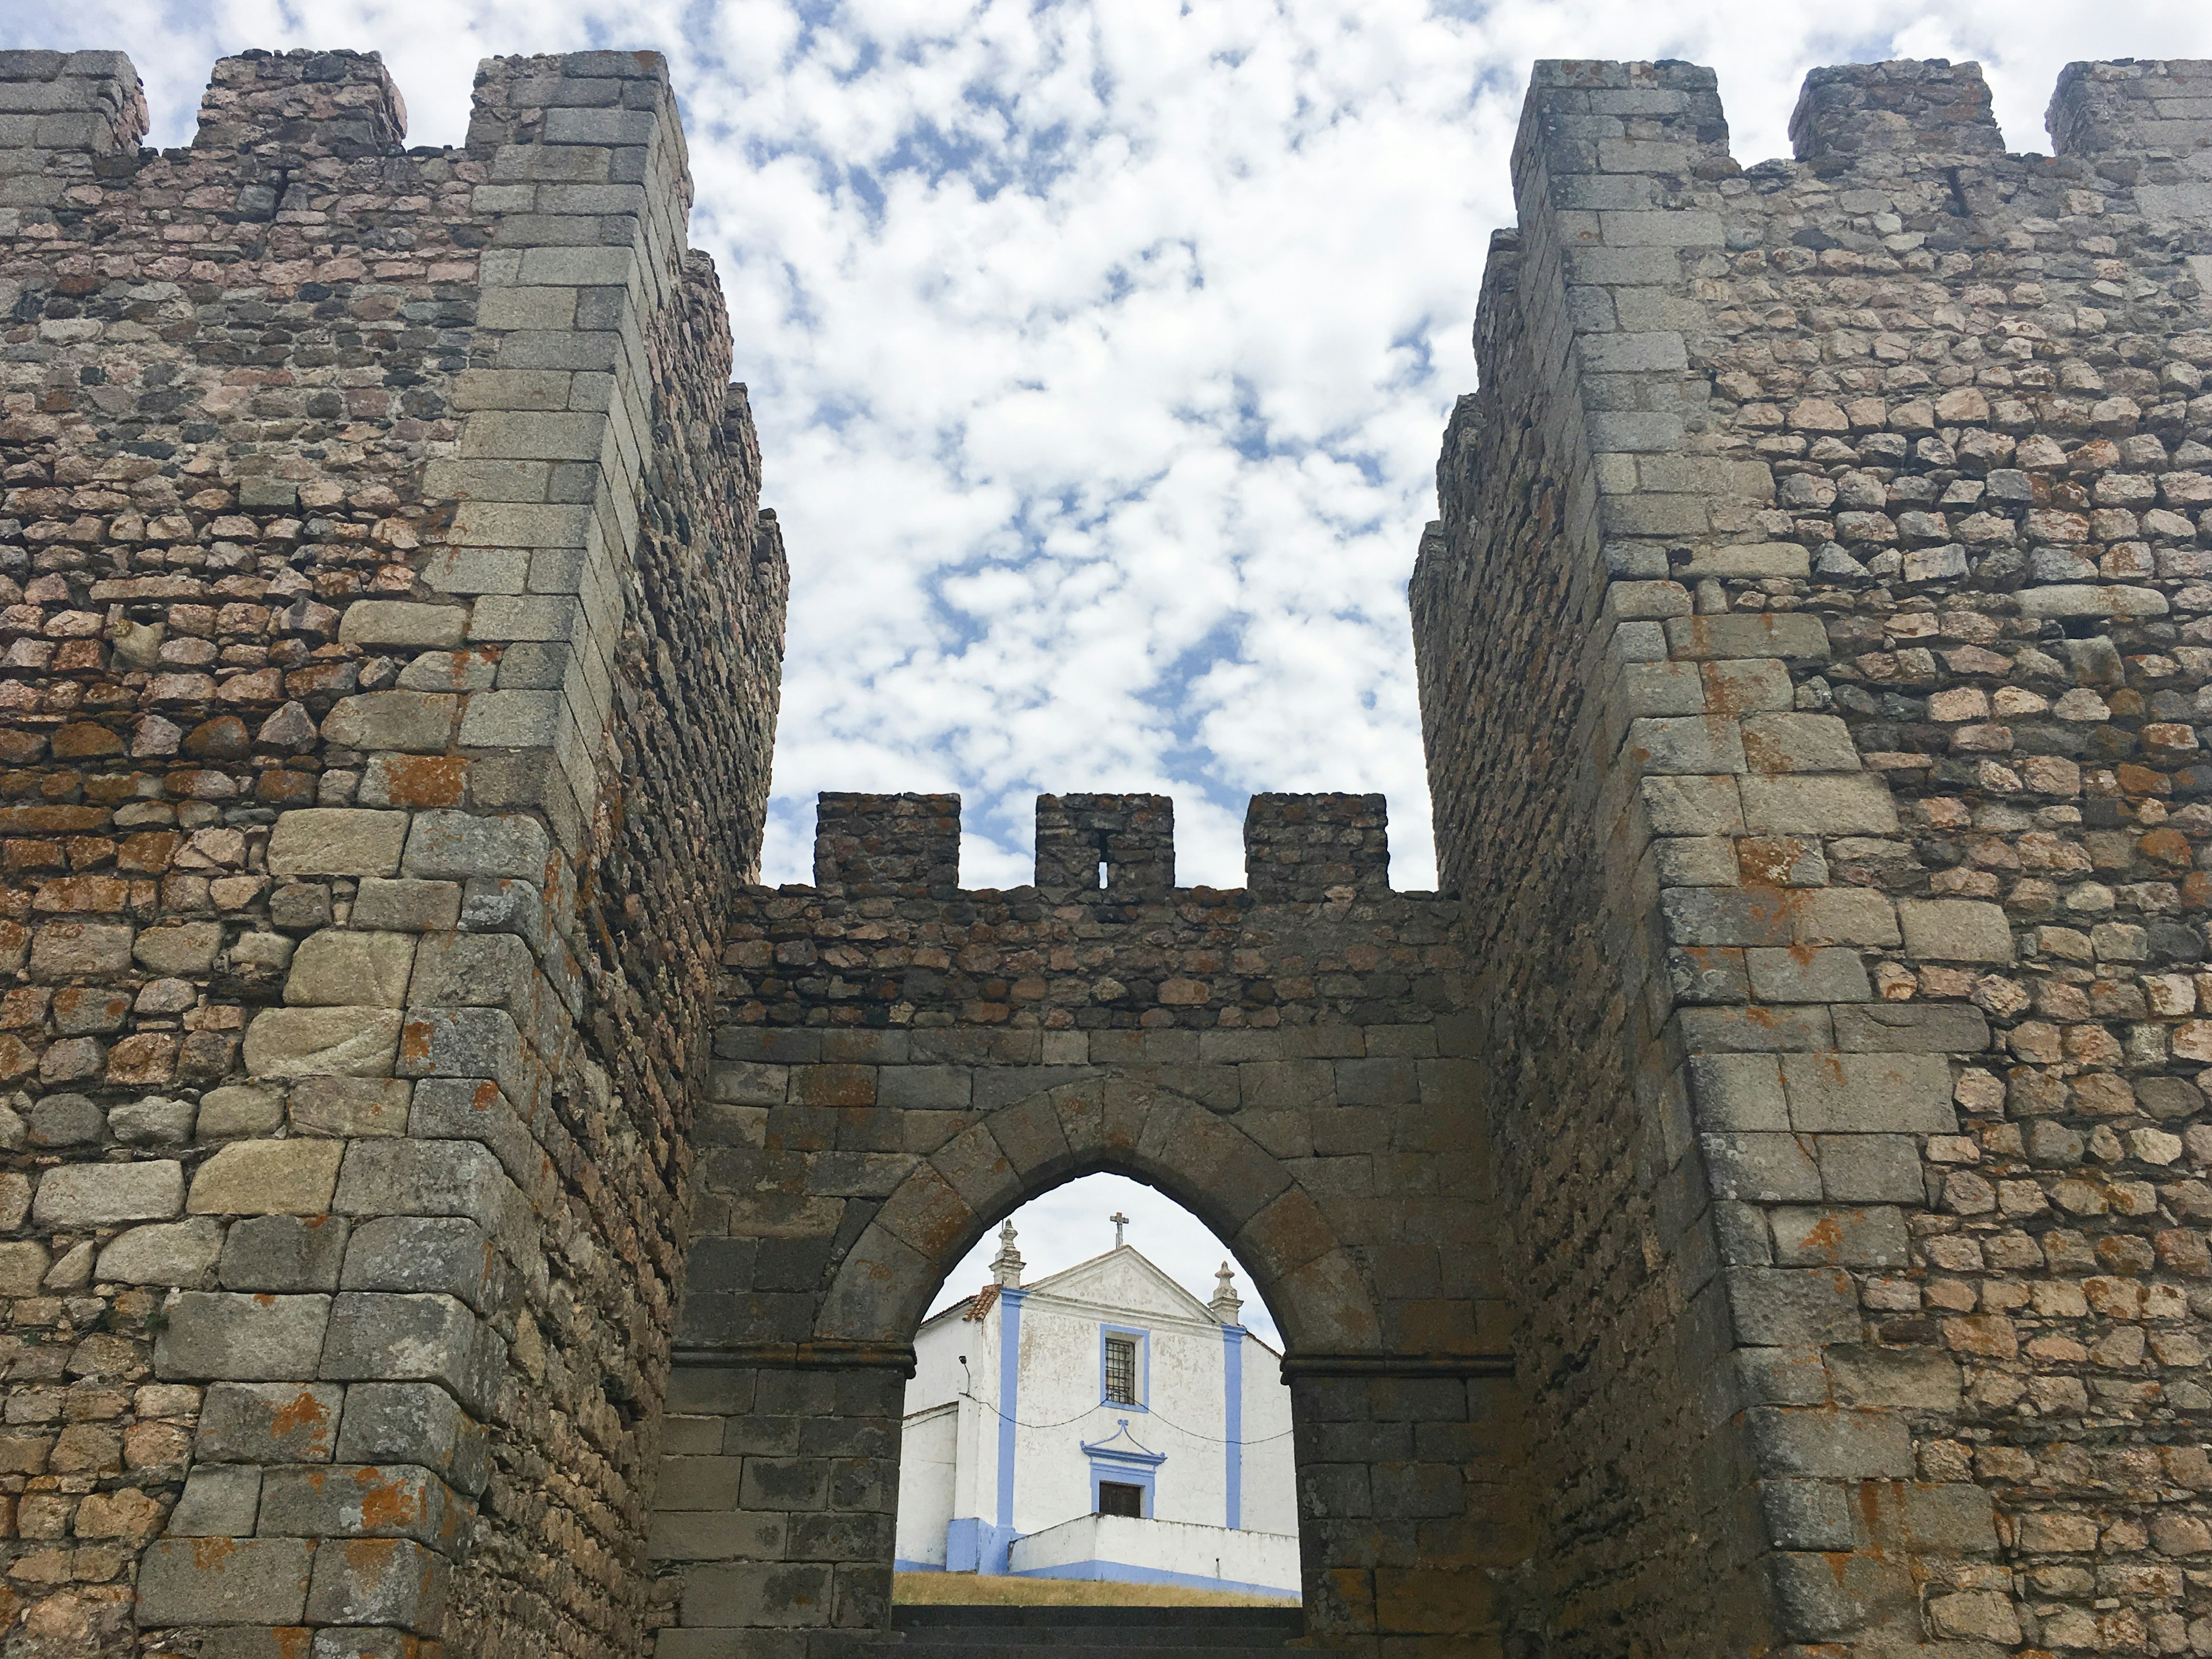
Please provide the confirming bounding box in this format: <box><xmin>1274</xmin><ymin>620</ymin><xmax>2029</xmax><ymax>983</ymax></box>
<box><xmin>893</xmin><ymin>1619</ymin><xmax>1300</xmax><ymax>1628</ymax></box>
<box><xmin>889</xmin><ymin>1637</ymin><xmax>1292</xmax><ymax>1654</ymax></box>
<box><xmin>896</xmin><ymin>1645</ymin><xmax>1297</xmax><ymax>1658</ymax></box>
<box><xmin>889</xmin><ymin>1619</ymin><xmax>1292</xmax><ymax>1628</ymax></box>
<box><xmin>889</xmin><ymin>1605</ymin><xmax>1303</xmax><ymax>1652</ymax></box>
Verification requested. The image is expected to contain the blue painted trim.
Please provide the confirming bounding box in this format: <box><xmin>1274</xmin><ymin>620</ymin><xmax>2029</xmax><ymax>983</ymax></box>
<box><xmin>1012</xmin><ymin>1559</ymin><xmax>1297</xmax><ymax>1600</ymax></box>
<box><xmin>1223</xmin><ymin>1324</ymin><xmax>1244</xmax><ymax>1531</ymax></box>
<box><xmin>945</xmin><ymin>1515</ymin><xmax>980</xmax><ymax>1573</ymax></box>
<box><xmin>992</xmin><ymin>1288</ymin><xmax>1024</xmax><ymax>1571</ymax></box>
<box><xmin>1080</xmin><ymin>1421</ymin><xmax>1167</xmax><ymax>1468</ymax></box>
<box><xmin>945</xmin><ymin>1516</ymin><xmax>1019</xmax><ymax>1576</ymax></box>
<box><xmin>1086</xmin><ymin>1456</ymin><xmax>1158</xmax><ymax>1516</ymax></box>
<box><xmin>1082</xmin><ymin>1417</ymin><xmax>1165</xmax><ymax>1519</ymax></box>
<box><xmin>1098</xmin><ymin>1322</ymin><xmax>1151</xmax><ymax>1411</ymax></box>
<box><xmin>894</xmin><ymin>1558</ymin><xmax>944</xmax><ymax>1573</ymax></box>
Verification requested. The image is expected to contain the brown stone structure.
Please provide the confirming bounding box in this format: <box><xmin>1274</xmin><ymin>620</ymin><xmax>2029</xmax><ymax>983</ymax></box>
<box><xmin>668</xmin><ymin>791</ymin><xmax>1518</xmax><ymax>1653</ymax></box>
<box><xmin>1414</xmin><ymin>51</ymin><xmax>2212</xmax><ymax>1659</ymax></box>
<box><xmin>0</xmin><ymin>43</ymin><xmax>785</xmax><ymax>1659</ymax></box>
<box><xmin>6</xmin><ymin>32</ymin><xmax>2212</xmax><ymax>1659</ymax></box>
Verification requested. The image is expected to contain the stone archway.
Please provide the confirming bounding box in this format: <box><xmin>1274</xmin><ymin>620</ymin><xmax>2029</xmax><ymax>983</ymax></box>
<box><xmin>816</xmin><ymin>1078</ymin><xmax>1384</xmax><ymax>1356</ymax></box>
<box><xmin>649</xmin><ymin>790</ymin><xmax>1533</xmax><ymax>1654</ymax></box>
<box><xmin>654</xmin><ymin>1060</ymin><xmax>1527</xmax><ymax>1654</ymax></box>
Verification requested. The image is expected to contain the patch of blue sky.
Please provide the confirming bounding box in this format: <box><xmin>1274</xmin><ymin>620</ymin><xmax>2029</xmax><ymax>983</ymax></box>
<box><xmin>799</xmin><ymin>390</ymin><xmax>879</xmax><ymax>434</ymax></box>
<box><xmin>814</xmin><ymin>29</ymin><xmax>885</xmax><ymax>85</ymax></box>
<box><xmin>1175</xmin><ymin>395</ymin><xmax>1398</xmax><ymax>503</ymax></box>
<box><xmin>1381</xmin><ymin>325</ymin><xmax>1437</xmax><ymax>398</ymax></box>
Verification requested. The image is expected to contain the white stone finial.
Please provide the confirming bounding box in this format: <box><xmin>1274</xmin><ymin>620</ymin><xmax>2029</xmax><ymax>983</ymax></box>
<box><xmin>1111</xmin><ymin>1211</ymin><xmax>1130</xmax><ymax>1249</ymax></box>
<box><xmin>1210</xmin><ymin>1261</ymin><xmax>1243</xmax><ymax>1324</ymax></box>
<box><xmin>990</xmin><ymin>1220</ymin><xmax>1024</xmax><ymax>1288</ymax></box>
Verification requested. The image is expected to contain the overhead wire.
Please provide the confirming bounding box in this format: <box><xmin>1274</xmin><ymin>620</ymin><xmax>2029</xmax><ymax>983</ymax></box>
<box><xmin>955</xmin><ymin>1389</ymin><xmax>1296</xmax><ymax>1445</ymax></box>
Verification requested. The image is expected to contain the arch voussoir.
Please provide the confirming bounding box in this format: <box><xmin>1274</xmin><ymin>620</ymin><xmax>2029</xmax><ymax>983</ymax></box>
<box><xmin>1133</xmin><ymin>1092</ymin><xmax>1295</xmax><ymax>1242</ymax></box>
<box><xmin>925</xmin><ymin>1117</ymin><xmax>1018</xmax><ymax>1218</ymax></box>
<box><xmin>1097</xmin><ymin>1075</ymin><xmax>1157</xmax><ymax>1157</ymax></box>
<box><xmin>814</xmin><ymin>1078</ymin><xmax>1382</xmax><ymax>1356</ymax></box>
<box><xmin>1273</xmin><ymin>1248</ymin><xmax>1384</xmax><ymax>1352</ymax></box>
<box><xmin>983</xmin><ymin>1084</ymin><xmax>1078</xmax><ymax>1186</ymax></box>
<box><xmin>815</xmin><ymin>1215</ymin><xmax>934</xmax><ymax>1345</ymax></box>
<box><xmin>1230</xmin><ymin>1183</ymin><xmax>1336</xmax><ymax>1288</ymax></box>
<box><xmin>871</xmin><ymin>1159</ymin><xmax>978</xmax><ymax>1269</ymax></box>
<box><xmin>1046</xmin><ymin>1076</ymin><xmax>1113</xmax><ymax>1161</ymax></box>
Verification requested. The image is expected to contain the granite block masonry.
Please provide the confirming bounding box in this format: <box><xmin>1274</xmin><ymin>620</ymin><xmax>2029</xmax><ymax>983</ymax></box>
<box><xmin>7</xmin><ymin>33</ymin><xmax>2212</xmax><ymax>1659</ymax></box>
<box><xmin>0</xmin><ymin>42</ymin><xmax>786</xmax><ymax>1659</ymax></box>
<box><xmin>1413</xmin><ymin>51</ymin><xmax>2212</xmax><ymax>1659</ymax></box>
<box><xmin>677</xmin><ymin>793</ymin><xmax>1521</xmax><ymax>1653</ymax></box>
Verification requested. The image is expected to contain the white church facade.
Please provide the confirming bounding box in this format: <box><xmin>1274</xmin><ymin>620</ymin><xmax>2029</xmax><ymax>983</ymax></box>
<box><xmin>895</xmin><ymin>1220</ymin><xmax>1299</xmax><ymax>1597</ymax></box>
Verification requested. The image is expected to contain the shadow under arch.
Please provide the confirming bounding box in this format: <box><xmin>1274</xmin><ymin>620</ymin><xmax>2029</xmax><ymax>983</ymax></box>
<box><xmin>818</xmin><ymin>1077</ymin><xmax>1384</xmax><ymax>1359</ymax></box>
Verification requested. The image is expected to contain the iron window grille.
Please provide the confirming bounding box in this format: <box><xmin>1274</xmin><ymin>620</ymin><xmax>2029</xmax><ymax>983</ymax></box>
<box><xmin>1104</xmin><ymin>1335</ymin><xmax>1137</xmax><ymax>1405</ymax></box>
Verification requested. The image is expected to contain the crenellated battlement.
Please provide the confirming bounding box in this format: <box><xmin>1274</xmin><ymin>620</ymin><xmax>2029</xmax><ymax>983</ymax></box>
<box><xmin>1789</xmin><ymin>58</ymin><xmax>2005</xmax><ymax>162</ymax></box>
<box><xmin>808</xmin><ymin>791</ymin><xmax>1401</xmax><ymax>899</ymax></box>
<box><xmin>1244</xmin><ymin>791</ymin><xmax>1390</xmax><ymax>900</ymax></box>
<box><xmin>2049</xmin><ymin>57</ymin><xmax>2212</xmax><ymax>157</ymax></box>
<box><xmin>1034</xmin><ymin>791</ymin><xmax>1175</xmax><ymax>895</ymax></box>
<box><xmin>191</xmin><ymin>49</ymin><xmax>407</xmax><ymax>160</ymax></box>
<box><xmin>813</xmin><ymin>791</ymin><xmax>963</xmax><ymax>898</ymax></box>
<box><xmin>0</xmin><ymin>46</ymin><xmax>692</xmax><ymax>241</ymax></box>
<box><xmin>0</xmin><ymin>50</ymin><xmax>146</xmax><ymax>210</ymax></box>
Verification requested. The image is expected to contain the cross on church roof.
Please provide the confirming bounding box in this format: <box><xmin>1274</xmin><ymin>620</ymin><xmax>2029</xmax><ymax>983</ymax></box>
<box><xmin>1110</xmin><ymin>1211</ymin><xmax>1129</xmax><ymax>1248</ymax></box>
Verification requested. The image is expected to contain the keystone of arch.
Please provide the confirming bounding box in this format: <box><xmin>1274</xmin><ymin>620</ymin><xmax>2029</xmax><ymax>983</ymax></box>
<box><xmin>816</xmin><ymin>1076</ymin><xmax>1384</xmax><ymax>1356</ymax></box>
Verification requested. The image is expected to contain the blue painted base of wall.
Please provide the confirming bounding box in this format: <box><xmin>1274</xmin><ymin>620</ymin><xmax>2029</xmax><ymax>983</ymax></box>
<box><xmin>1013</xmin><ymin>1560</ymin><xmax>1299</xmax><ymax>1601</ymax></box>
<box><xmin>944</xmin><ymin>1517</ymin><xmax>1019</xmax><ymax>1575</ymax></box>
<box><xmin>895</xmin><ymin>1558</ymin><xmax>945</xmax><ymax>1573</ymax></box>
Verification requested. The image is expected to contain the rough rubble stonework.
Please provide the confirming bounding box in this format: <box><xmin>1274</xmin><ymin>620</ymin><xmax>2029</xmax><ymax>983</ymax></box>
<box><xmin>0</xmin><ymin>44</ymin><xmax>786</xmax><ymax>1659</ymax></box>
<box><xmin>7</xmin><ymin>33</ymin><xmax>2212</xmax><ymax>1659</ymax></box>
<box><xmin>1414</xmin><ymin>52</ymin><xmax>2212</xmax><ymax>1658</ymax></box>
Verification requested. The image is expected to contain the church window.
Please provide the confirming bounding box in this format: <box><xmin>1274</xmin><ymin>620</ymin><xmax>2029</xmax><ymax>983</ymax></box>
<box><xmin>1097</xmin><ymin>1480</ymin><xmax>1144</xmax><ymax>1518</ymax></box>
<box><xmin>1104</xmin><ymin>1335</ymin><xmax>1137</xmax><ymax>1404</ymax></box>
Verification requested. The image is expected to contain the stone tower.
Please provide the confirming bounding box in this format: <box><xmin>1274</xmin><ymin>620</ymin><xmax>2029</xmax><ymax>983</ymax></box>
<box><xmin>0</xmin><ymin>45</ymin><xmax>785</xmax><ymax>1658</ymax></box>
<box><xmin>1414</xmin><ymin>52</ymin><xmax>2212</xmax><ymax>1657</ymax></box>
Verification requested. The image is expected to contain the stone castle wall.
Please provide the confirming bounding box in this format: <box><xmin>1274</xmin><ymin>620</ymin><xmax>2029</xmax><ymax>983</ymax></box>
<box><xmin>1413</xmin><ymin>158</ymin><xmax>1777</xmax><ymax>1649</ymax></box>
<box><xmin>1416</xmin><ymin>52</ymin><xmax>2212</xmax><ymax>1658</ymax></box>
<box><xmin>0</xmin><ymin>46</ymin><xmax>785</xmax><ymax>1659</ymax></box>
<box><xmin>658</xmin><ymin>791</ymin><xmax>1526</xmax><ymax>1652</ymax></box>
<box><xmin>13</xmin><ymin>29</ymin><xmax>2212</xmax><ymax>1659</ymax></box>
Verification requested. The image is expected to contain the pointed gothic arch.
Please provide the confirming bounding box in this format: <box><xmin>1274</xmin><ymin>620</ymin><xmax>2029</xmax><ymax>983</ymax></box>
<box><xmin>815</xmin><ymin>1077</ymin><xmax>1384</xmax><ymax>1357</ymax></box>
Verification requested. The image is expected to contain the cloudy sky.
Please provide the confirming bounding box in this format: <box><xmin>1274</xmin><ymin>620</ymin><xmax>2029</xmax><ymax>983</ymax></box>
<box><xmin>927</xmin><ymin>1172</ymin><xmax>1278</xmax><ymax>1340</ymax></box>
<box><xmin>14</xmin><ymin>0</ymin><xmax>2212</xmax><ymax>1324</ymax></box>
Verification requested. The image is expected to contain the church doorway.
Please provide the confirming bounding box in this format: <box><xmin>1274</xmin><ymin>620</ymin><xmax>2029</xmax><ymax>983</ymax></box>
<box><xmin>1097</xmin><ymin>1484</ymin><xmax>1143</xmax><ymax>1518</ymax></box>
<box><xmin>891</xmin><ymin>1173</ymin><xmax>1303</xmax><ymax>1609</ymax></box>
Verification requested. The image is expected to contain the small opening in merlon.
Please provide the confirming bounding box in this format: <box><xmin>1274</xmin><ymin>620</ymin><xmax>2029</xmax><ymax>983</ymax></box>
<box><xmin>1097</xmin><ymin>858</ymin><xmax>1109</xmax><ymax>888</ymax></box>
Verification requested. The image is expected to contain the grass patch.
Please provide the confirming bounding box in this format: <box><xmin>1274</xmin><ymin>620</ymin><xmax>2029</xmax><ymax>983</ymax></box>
<box><xmin>893</xmin><ymin>1572</ymin><xmax>1297</xmax><ymax>1608</ymax></box>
